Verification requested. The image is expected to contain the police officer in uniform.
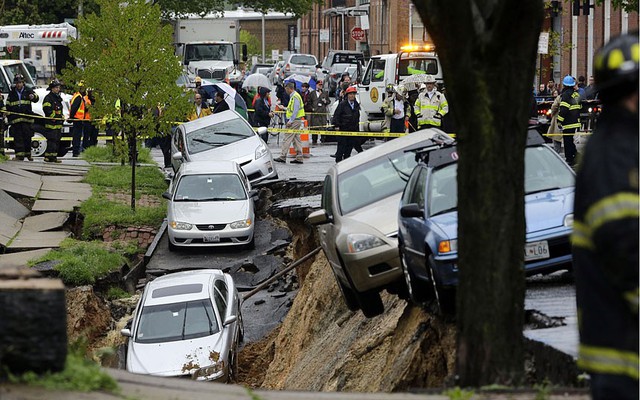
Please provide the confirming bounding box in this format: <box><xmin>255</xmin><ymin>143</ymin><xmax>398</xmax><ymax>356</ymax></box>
<box><xmin>42</xmin><ymin>79</ymin><xmax>64</xmax><ymax>163</ymax></box>
<box><xmin>6</xmin><ymin>74</ymin><xmax>38</xmax><ymax>161</ymax></box>
<box><xmin>572</xmin><ymin>33</ymin><xmax>639</xmax><ymax>400</ymax></box>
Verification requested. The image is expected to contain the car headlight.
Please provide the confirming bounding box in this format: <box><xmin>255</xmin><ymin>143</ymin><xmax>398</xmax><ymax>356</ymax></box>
<box><xmin>230</xmin><ymin>219</ymin><xmax>252</xmax><ymax>229</ymax></box>
<box><xmin>192</xmin><ymin>362</ymin><xmax>224</xmax><ymax>381</ymax></box>
<box><xmin>346</xmin><ymin>234</ymin><xmax>385</xmax><ymax>253</ymax></box>
<box><xmin>438</xmin><ymin>239</ymin><xmax>458</xmax><ymax>254</ymax></box>
<box><xmin>564</xmin><ymin>214</ymin><xmax>574</xmax><ymax>227</ymax></box>
<box><xmin>170</xmin><ymin>221</ymin><xmax>193</xmax><ymax>230</ymax></box>
<box><xmin>255</xmin><ymin>143</ymin><xmax>268</xmax><ymax>159</ymax></box>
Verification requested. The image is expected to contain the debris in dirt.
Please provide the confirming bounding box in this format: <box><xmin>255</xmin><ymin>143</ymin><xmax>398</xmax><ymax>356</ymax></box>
<box><xmin>271</xmin><ymin>293</ymin><xmax>286</xmax><ymax>299</ymax></box>
<box><xmin>525</xmin><ymin>309</ymin><xmax>566</xmax><ymax>329</ymax></box>
<box><xmin>267</xmin><ymin>282</ymin><xmax>277</xmax><ymax>292</ymax></box>
<box><xmin>31</xmin><ymin>259</ymin><xmax>61</xmax><ymax>276</ymax></box>
<box><xmin>239</xmin><ymin>262</ymin><xmax>259</xmax><ymax>273</ymax></box>
<box><xmin>254</xmin><ymin>299</ymin><xmax>266</xmax><ymax>305</ymax></box>
<box><xmin>265</xmin><ymin>239</ymin><xmax>290</xmax><ymax>255</ymax></box>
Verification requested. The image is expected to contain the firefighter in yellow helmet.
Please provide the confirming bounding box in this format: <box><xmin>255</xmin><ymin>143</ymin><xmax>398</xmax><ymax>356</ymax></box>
<box><xmin>572</xmin><ymin>32</ymin><xmax>639</xmax><ymax>400</ymax></box>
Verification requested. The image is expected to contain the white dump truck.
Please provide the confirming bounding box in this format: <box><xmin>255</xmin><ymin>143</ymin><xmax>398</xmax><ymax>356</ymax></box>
<box><xmin>357</xmin><ymin>45</ymin><xmax>444</xmax><ymax>132</ymax></box>
<box><xmin>173</xmin><ymin>18</ymin><xmax>247</xmax><ymax>88</ymax></box>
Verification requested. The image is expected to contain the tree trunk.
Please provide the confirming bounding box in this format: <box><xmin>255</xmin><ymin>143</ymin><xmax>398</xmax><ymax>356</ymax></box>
<box><xmin>413</xmin><ymin>0</ymin><xmax>544</xmax><ymax>386</ymax></box>
<box><xmin>0</xmin><ymin>267</ymin><xmax>67</xmax><ymax>374</ymax></box>
<box><xmin>130</xmin><ymin>132</ymin><xmax>137</xmax><ymax>212</ymax></box>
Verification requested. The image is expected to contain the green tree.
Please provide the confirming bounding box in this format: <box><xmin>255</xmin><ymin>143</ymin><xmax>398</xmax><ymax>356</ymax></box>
<box><xmin>240</xmin><ymin>29</ymin><xmax>274</xmax><ymax>63</ymax></box>
<box><xmin>412</xmin><ymin>0</ymin><xmax>544</xmax><ymax>386</ymax></box>
<box><xmin>62</xmin><ymin>0</ymin><xmax>191</xmax><ymax>211</ymax></box>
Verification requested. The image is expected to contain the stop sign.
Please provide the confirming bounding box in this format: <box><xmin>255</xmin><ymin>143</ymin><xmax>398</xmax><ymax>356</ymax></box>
<box><xmin>350</xmin><ymin>27</ymin><xmax>365</xmax><ymax>42</ymax></box>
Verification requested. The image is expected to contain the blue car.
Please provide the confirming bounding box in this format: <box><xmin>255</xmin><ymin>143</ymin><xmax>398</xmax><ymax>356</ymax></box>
<box><xmin>397</xmin><ymin>131</ymin><xmax>575</xmax><ymax>312</ymax></box>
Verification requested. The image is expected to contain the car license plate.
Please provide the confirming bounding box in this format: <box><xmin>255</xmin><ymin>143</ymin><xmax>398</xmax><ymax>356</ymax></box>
<box><xmin>525</xmin><ymin>240</ymin><xmax>549</xmax><ymax>261</ymax></box>
<box><xmin>203</xmin><ymin>234</ymin><xmax>220</xmax><ymax>243</ymax></box>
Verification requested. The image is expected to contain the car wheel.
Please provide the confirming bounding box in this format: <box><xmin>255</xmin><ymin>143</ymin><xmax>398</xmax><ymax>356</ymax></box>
<box><xmin>355</xmin><ymin>290</ymin><xmax>384</xmax><ymax>318</ymax></box>
<box><xmin>401</xmin><ymin>249</ymin><xmax>430</xmax><ymax>305</ymax></box>
<box><xmin>427</xmin><ymin>259</ymin><xmax>455</xmax><ymax>316</ymax></box>
<box><xmin>30</xmin><ymin>132</ymin><xmax>47</xmax><ymax>158</ymax></box>
<box><xmin>332</xmin><ymin>270</ymin><xmax>360</xmax><ymax>312</ymax></box>
<box><xmin>228</xmin><ymin>347</ymin><xmax>239</xmax><ymax>383</ymax></box>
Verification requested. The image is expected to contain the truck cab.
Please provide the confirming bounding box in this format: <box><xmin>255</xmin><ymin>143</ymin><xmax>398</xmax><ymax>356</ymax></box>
<box><xmin>358</xmin><ymin>46</ymin><xmax>443</xmax><ymax>131</ymax></box>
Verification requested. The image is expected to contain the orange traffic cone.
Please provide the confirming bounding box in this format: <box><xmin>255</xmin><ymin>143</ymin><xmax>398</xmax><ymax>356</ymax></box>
<box><xmin>289</xmin><ymin>118</ymin><xmax>311</xmax><ymax>158</ymax></box>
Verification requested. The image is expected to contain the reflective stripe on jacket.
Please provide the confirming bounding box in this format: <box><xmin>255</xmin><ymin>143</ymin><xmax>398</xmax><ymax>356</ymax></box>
<box><xmin>42</xmin><ymin>92</ymin><xmax>64</xmax><ymax>131</ymax></box>
<box><xmin>286</xmin><ymin>91</ymin><xmax>305</xmax><ymax>120</ymax></box>
<box><xmin>6</xmin><ymin>87</ymin><xmax>38</xmax><ymax>124</ymax></box>
<box><xmin>558</xmin><ymin>89</ymin><xmax>581</xmax><ymax>131</ymax></box>
<box><xmin>415</xmin><ymin>90</ymin><xmax>448</xmax><ymax>127</ymax></box>
<box><xmin>70</xmin><ymin>92</ymin><xmax>85</xmax><ymax>120</ymax></box>
<box><xmin>571</xmin><ymin>105</ymin><xmax>639</xmax><ymax>381</ymax></box>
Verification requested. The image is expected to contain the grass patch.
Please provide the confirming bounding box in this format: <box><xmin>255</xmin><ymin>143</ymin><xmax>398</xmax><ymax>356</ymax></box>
<box><xmin>106</xmin><ymin>286</ymin><xmax>131</xmax><ymax>300</ymax></box>
<box><xmin>81</xmin><ymin>144</ymin><xmax>154</xmax><ymax>164</ymax></box>
<box><xmin>444</xmin><ymin>387</ymin><xmax>475</xmax><ymax>400</ymax></box>
<box><xmin>29</xmin><ymin>239</ymin><xmax>127</xmax><ymax>286</ymax></box>
<box><xmin>84</xmin><ymin>165</ymin><xmax>167</xmax><ymax>195</ymax></box>
<box><xmin>80</xmin><ymin>196</ymin><xmax>165</xmax><ymax>239</ymax></box>
<box><xmin>9</xmin><ymin>340</ymin><xmax>118</xmax><ymax>393</ymax></box>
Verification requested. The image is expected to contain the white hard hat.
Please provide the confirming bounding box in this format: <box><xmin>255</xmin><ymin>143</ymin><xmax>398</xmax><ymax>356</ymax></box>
<box><xmin>425</xmin><ymin>75</ymin><xmax>436</xmax><ymax>84</ymax></box>
<box><xmin>396</xmin><ymin>85</ymin><xmax>407</xmax><ymax>96</ymax></box>
<box><xmin>419</xmin><ymin>83</ymin><xmax>427</xmax><ymax>91</ymax></box>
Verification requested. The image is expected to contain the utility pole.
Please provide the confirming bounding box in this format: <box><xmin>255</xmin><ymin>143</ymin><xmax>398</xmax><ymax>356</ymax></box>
<box><xmin>261</xmin><ymin>13</ymin><xmax>265</xmax><ymax>63</ymax></box>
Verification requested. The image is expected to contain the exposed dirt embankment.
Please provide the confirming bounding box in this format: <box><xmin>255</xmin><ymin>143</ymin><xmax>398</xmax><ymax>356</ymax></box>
<box><xmin>240</xmin><ymin>251</ymin><xmax>457</xmax><ymax>392</ymax></box>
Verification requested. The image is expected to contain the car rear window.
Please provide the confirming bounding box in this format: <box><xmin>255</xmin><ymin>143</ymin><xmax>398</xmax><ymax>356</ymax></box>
<box><xmin>338</xmin><ymin>149</ymin><xmax>419</xmax><ymax>214</ymax></box>
<box><xmin>290</xmin><ymin>55</ymin><xmax>317</xmax><ymax>65</ymax></box>
<box><xmin>332</xmin><ymin>53</ymin><xmax>364</xmax><ymax>64</ymax></box>
<box><xmin>152</xmin><ymin>284</ymin><xmax>203</xmax><ymax>298</ymax></box>
<box><xmin>186</xmin><ymin>118</ymin><xmax>255</xmax><ymax>155</ymax></box>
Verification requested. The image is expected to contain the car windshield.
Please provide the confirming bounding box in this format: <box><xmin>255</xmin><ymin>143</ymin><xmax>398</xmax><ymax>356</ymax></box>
<box><xmin>186</xmin><ymin>119</ymin><xmax>255</xmax><ymax>155</ymax></box>
<box><xmin>135</xmin><ymin>299</ymin><xmax>219</xmax><ymax>344</ymax></box>
<box><xmin>174</xmin><ymin>173</ymin><xmax>247</xmax><ymax>201</ymax></box>
<box><xmin>338</xmin><ymin>149</ymin><xmax>418</xmax><ymax>214</ymax></box>
<box><xmin>398</xmin><ymin>55</ymin><xmax>439</xmax><ymax>79</ymax></box>
<box><xmin>185</xmin><ymin>43</ymin><xmax>234</xmax><ymax>63</ymax></box>
<box><xmin>331</xmin><ymin>63</ymin><xmax>351</xmax><ymax>73</ymax></box>
<box><xmin>290</xmin><ymin>55</ymin><xmax>317</xmax><ymax>65</ymax></box>
<box><xmin>427</xmin><ymin>145</ymin><xmax>575</xmax><ymax>216</ymax></box>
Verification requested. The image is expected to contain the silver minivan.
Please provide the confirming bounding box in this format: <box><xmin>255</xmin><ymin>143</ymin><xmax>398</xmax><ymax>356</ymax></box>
<box><xmin>282</xmin><ymin>53</ymin><xmax>318</xmax><ymax>78</ymax></box>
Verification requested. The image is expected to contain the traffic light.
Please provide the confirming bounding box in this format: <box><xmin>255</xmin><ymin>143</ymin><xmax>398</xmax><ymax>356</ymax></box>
<box><xmin>572</xmin><ymin>0</ymin><xmax>581</xmax><ymax>16</ymax></box>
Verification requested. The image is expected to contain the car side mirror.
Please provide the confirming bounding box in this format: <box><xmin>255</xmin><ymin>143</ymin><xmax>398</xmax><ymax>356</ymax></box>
<box><xmin>400</xmin><ymin>203</ymin><xmax>424</xmax><ymax>219</ymax></box>
<box><xmin>306</xmin><ymin>209</ymin><xmax>331</xmax><ymax>225</ymax></box>
<box><xmin>248</xmin><ymin>189</ymin><xmax>259</xmax><ymax>199</ymax></box>
<box><xmin>172</xmin><ymin>151</ymin><xmax>183</xmax><ymax>160</ymax></box>
<box><xmin>120</xmin><ymin>328</ymin><xmax>132</xmax><ymax>337</ymax></box>
<box><xmin>223</xmin><ymin>315</ymin><xmax>237</xmax><ymax>326</ymax></box>
<box><xmin>257</xmin><ymin>126</ymin><xmax>267</xmax><ymax>136</ymax></box>
<box><xmin>162</xmin><ymin>191</ymin><xmax>171</xmax><ymax>200</ymax></box>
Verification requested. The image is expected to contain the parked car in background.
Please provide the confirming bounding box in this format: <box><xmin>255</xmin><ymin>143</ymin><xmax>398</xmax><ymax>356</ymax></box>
<box><xmin>306</xmin><ymin>130</ymin><xmax>453</xmax><ymax>318</ymax></box>
<box><xmin>269</xmin><ymin>60</ymin><xmax>285</xmax><ymax>85</ymax></box>
<box><xmin>170</xmin><ymin>109</ymin><xmax>277</xmax><ymax>183</ymax></box>
<box><xmin>326</xmin><ymin>63</ymin><xmax>353</xmax><ymax>95</ymax></box>
<box><xmin>121</xmin><ymin>269</ymin><xmax>243</xmax><ymax>382</ymax></box>
<box><xmin>397</xmin><ymin>130</ymin><xmax>575</xmax><ymax>313</ymax></box>
<box><xmin>320</xmin><ymin>50</ymin><xmax>365</xmax><ymax>72</ymax></box>
<box><xmin>282</xmin><ymin>53</ymin><xmax>318</xmax><ymax>78</ymax></box>
<box><xmin>164</xmin><ymin>160</ymin><xmax>257</xmax><ymax>251</ymax></box>
<box><xmin>249</xmin><ymin>63</ymin><xmax>273</xmax><ymax>76</ymax></box>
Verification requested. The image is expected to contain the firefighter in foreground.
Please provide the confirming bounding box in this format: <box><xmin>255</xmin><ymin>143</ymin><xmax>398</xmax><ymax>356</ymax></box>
<box><xmin>6</xmin><ymin>74</ymin><xmax>38</xmax><ymax>161</ymax></box>
<box><xmin>572</xmin><ymin>32</ymin><xmax>639</xmax><ymax>400</ymax></box>
<box><xmin>42</xmin><ymin>79</ymin><xmax>64</xmax><ymax>163</ymax></box>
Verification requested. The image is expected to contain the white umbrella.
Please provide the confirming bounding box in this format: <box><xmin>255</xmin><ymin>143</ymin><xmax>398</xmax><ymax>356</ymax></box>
<box><xmin>242</xmin><ymin>73</ymin><xmax>271</xmax><ymax>89</ymax></box>
<box><xmin>399</xmin><ymin>73</ymin><xmax>431</xmax><ymax>91</ymax></box>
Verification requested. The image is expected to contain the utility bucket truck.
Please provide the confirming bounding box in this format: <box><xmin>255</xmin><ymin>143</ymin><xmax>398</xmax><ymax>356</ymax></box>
<box><xmin>174</xmin><ymin>18</ymin><xmax>247</xmax><ymax>88</ymax></box>
<box><xmin>0</xmin><ymin>23</ymin><xmax>77</xmax><ymax>157</ymax></box>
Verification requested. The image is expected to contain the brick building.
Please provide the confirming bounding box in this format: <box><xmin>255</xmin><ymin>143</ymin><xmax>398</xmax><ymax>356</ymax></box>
<box><xmin>297</xmin><ymin>0</ymin><xmax>637</xmax><ymax>82</ymax></box>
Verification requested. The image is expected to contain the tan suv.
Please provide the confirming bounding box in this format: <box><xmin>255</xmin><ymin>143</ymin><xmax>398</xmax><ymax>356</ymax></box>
<box><xmin>306</xmin><ymin>130</ymin><xmax>452</xmax><ymax>317</ymax></box>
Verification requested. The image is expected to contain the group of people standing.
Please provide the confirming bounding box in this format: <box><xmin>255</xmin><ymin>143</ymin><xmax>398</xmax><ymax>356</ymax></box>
<box><xmin>0</xmin><ymin>75</ymin><xmax>97</xmax><ymax>162</ymax></box>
